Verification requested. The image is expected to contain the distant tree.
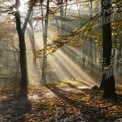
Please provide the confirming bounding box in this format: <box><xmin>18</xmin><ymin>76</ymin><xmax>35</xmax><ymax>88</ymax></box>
<box><xmin>41</xmin><ymin>0</ymin><xmax>50</xmax><ymax>85</ymax></box>
<box><xmin>28</xmin><ymin>13</ymin><xmax>36</xmax><ymax>66</ymax></box>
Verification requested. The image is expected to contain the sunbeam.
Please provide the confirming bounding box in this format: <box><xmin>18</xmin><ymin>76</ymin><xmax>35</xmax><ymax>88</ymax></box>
<box><xmin>47</xmin><ymin>46</ymin><xmax>99</xmax><ymax>87</ymax></box>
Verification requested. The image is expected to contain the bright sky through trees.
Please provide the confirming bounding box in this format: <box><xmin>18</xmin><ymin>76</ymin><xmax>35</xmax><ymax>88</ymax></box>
<box><xmin>19</xmin><ymin>1</ymin><xmax>27</xmax><ymax>13</ymax></box>
<box><xmin>19</xmin><ymin>0</ymin><xmax>27</xmax><ymax>13</ymax></box>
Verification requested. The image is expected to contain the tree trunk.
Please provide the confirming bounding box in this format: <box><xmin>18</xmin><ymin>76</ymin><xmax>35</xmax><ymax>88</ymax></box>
<box><xmin>28</xmin><ymin>20</ymin><xmax>36</xmax><ymax>66</ymax></box>
<box><xmin>82</xmin><ymin>40</ymin><xmax>86</xmax><ymax>68</ymax></box>
<box><xmin>15</xmin><ymin>0</ymin><xmax>28</xmax><ymax>91</ymax></box>
<box><xmin>100</xmin><ymin>0</ymin><xmax>116</xmax><ymax>98</ymax></box>
<box><xmin>60</xmin><ymin>0</ymin><xmax>65</xmax><ymax>35</ymax></box>
<box><xmin>117</xmin><ymin>42</ymin><xmax>122</xmax><ymax>72</ymax></box>
<box><xmin>41</xmin><ymin>0</ymin><xmax>49</xmax><ymax>85</ymax></box>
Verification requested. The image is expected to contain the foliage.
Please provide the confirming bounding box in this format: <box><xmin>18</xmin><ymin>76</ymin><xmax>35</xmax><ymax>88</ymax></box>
<box><xmin>35</xmin><ymin>1</ymin><xmax>122</xmax><ymax>57</ymax></box>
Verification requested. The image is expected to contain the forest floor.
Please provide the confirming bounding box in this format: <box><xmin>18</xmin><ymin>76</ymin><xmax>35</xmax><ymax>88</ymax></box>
<box><xmin>0</xmin><ymin>81</ymin><xmax>122</xmax><ymax>122</ymax></box>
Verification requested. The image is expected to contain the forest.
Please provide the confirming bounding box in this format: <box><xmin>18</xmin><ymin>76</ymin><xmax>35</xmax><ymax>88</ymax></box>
<box><xmin>0</xmin><ymin>0</ymin><xmax>122</xmax><ymax>121</ymax></box>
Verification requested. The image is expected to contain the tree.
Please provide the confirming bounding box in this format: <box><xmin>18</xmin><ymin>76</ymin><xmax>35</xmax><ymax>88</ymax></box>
<box><xmin>41</xmin><ymin>0</ymin><xmax>50</xmax><ymax>85</ymax></box>
<box><xmin>100</xmin><ymin>0</ymin><xmax>117</xmax><ymax>99</ymax></box>
<box><xmin>15</xmin><ymin>0</ymin><xmax>34</xmax><ymax>91</ymax></box>
<box><xmin>15</xmin><ymin>0</ymin><xmax>28</xmax><ymax>91</ymax></box>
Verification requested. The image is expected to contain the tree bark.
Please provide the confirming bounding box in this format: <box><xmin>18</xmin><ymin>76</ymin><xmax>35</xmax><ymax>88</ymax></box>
<box><xmin>41</xmin><ymin>0</ymin><xmax>49</xmax><ymax>85</ymax></box>
<box><xmin>28</xmin><ymin>19</ymin><xmax>36</xmax><ymax>66</ymax></box>
<box><xmin>100</xmin><ymin>0</ymin><xmax>116</xmax><ymax>98</ymax></box>
<box><xmin>15</xmin><ymin>10</ymin><xmax>28</xmax><ymax>91</ymax></box>
<box><xmin>15</xmin><ymin>0</ymin><xmax>33</xmax><ymax>91</ymax></box>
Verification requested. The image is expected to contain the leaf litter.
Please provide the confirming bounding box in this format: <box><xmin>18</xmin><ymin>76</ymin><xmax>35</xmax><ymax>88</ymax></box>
<box><xmin>0</xmin><ymin>85</ymin><xmax>122</xmax><ymax>122</ymax></box>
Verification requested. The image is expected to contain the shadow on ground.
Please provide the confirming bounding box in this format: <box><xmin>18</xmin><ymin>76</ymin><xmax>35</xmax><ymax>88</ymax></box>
<box><xmin>46</xmin><ymin>84</ymin><xmax>122</xmax><ymax>122</ymax></box>
<box><xmin>0</xmin><ymin>91</ymin><xmax>31</xmax><ymax>122</ymax></box>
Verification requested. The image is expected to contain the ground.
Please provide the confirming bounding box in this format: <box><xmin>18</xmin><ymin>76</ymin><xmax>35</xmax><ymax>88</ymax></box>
<box><xmin>0</xmin><ymin>81</ymin><xmax>122</xmax><ymax>122</ymax></box>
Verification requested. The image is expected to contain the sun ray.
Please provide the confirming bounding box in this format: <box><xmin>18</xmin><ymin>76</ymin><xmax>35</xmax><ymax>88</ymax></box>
<box><xmin>48</xmin><ymin>47</ymin><xmax>99</xmax><ymax>87</ymax></box>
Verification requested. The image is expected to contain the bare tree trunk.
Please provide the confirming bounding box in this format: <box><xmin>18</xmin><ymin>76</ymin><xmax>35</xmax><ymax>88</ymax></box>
<box><xmin>89</xmin><ymin>0</ymin><xmax>92</xmax><ymax>18</ymax></box>
<box><xmin>41</xmin><ymin>0</ymin><xmax>49</xmax><ymax>85</ymax></box>
<box><xmin>100</xmin><ymin>0</ymin><xmax>117</xmax><ymax>99</ymax></box>
<box><xmin>116</xmin><ymin>42</ymin><xmax>122</xmax><ymax>72</ymax></box>
<box><xmin>60</xmin><ymin>0</ymin><xmax>64</xmax><ymax>35</ymax></box>
<box><xmin>15</xmin><ymin>9</ymin><xmax>28</xmax><ymax>90</ymax></box>
<box><xmin>15</xmin><ymin>0</ymin><xmax>33</xmax><ymax>91</ymax></box>
<box><xmin>82</xmin><ymin>40</ymin><xmax>86</xmax><ymax>68</ymax></box>
<box><xmin>28</xmin><ymin>18</ymin><xmax>36</xmax><ymax>65</ymax></box>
